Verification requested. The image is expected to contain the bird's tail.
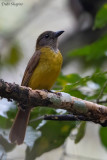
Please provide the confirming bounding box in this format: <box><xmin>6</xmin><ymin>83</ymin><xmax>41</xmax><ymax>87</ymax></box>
<box><xmin>9</xmin><ymin>108</ymin><xmax>31</xmax><ymax>145</ymax></box>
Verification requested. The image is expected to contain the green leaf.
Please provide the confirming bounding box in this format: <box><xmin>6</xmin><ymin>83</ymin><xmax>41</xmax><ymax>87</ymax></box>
<box><xmin>63</xmin><ymin>85</ymin><xmax>86</xmax><ymax>99</ymax></box>
<box><xmin>0</xmin><ymin>116</ymin><xmax>12</xmax><ymax>129</ymax></box>
<box><xmin>61</xmin><ymin>71</ymin><xmax>107</xmax><ymax>100</ymax></box>
<box><xmin>26</xmin><ymin>121</ymin><xmax>76</xmax><ymax>159</ymax></box>
<box><xmin>75</xmin><ymin>122</ymin><xmax>86</xmax><ymax>144</ymax></box>
<box><xmin>0</xmin><ymin>135</ymin><xmax>15</xmax><ymax>152</ymax></box>
<box><xmin>29</xmin><ymin>107</ymin><xmax>57</xmax><ymax>128</ymax></box>
<box><xmin>58</xmin><ymin>73</ymin><xmax>81</xmax><ymax>85</ymax></box>
<box><xmin>94</xmin><ymin>4</ymin><xmax>107</xmax><ymax>29</ymax></box>
<box><xmin>69</xmin><ymin>35</ymin><xmax>107</xmax><ymax>66</ymax></box>
<box><xmin>54</xmin><ymin>73</ymin><xmax>81</xmax><ymax>90</ymax></box>
<box><xmin>99</xmin><ymin>126</ymin><xmax>107</xmax><ymax>149</ymax></box>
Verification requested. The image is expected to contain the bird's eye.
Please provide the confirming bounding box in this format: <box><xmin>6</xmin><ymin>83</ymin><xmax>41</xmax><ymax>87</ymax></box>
<box><xmin>45</xmin><ymin>34</ymin><xmax>49</xmax><ymax>38</ymax></box>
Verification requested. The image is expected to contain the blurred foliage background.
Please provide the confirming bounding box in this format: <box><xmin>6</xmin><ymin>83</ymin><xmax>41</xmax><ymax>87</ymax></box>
<box><xmin>1</xmin><ymin>0</ymin><xmax>107</xmax><ymax>160</ymax></box>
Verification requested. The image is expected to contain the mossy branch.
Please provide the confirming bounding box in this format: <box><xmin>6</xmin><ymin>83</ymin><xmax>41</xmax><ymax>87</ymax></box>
<box><xmin>0</xmin><ymin>79</ymin><xmax>107</xmax><ymax>126</ymax></box>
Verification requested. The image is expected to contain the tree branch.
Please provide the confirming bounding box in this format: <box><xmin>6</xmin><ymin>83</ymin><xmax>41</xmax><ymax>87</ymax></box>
<box><xmin>30</xmin><ymin>114</ymin><xmax>93</xmax><ymax>122</ymax></box>
<box><xmin>0</xmin><ymin>79</ymin><xmax>107</xmax><ymax>126</ymax></box>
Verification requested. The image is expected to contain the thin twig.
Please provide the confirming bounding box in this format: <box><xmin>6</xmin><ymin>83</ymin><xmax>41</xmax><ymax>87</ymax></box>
<box><xmin>97</xmin><ymin>100</ymin><xmax>107</xmax><ymax>104</ymax></box>
<box><xmin>97</xmin><ymin>80</ymin><xmax>107</xmax><ymax>103</ymax></box>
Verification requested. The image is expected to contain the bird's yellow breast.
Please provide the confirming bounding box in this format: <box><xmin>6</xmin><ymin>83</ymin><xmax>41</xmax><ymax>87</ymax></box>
<box><xmin>28</xmin><ymin>47</ymin><xmax>63</xmax><ymax>90</ymax></box>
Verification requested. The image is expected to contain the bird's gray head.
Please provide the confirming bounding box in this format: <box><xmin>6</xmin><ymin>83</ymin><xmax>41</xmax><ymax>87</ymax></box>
<box><xmin>36</xmin><ymin>30</ymin><xmax>64</xmax><ymax>51</ymax></box>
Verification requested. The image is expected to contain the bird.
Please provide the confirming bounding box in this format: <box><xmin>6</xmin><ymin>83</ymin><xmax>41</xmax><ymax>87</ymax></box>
<box><xmin>9</xmin><ymin>30</ymin><xmax>64</xmax><ymax>145</ymax></box>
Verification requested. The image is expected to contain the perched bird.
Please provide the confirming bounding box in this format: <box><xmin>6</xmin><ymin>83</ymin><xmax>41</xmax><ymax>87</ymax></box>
<box><xmin>9</xmin><ymin>30</ymin><xmax>64</xmax><ymax>145</ymax></box>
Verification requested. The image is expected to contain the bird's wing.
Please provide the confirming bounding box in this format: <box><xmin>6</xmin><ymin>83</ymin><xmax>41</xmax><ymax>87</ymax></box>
<box><xmin>21</xmin><ymin>50</ymin><xmax>41</xmax><ymax>86</ymax></box>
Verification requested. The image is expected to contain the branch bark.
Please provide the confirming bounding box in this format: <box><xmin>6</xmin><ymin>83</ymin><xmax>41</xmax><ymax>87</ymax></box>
<box><xmin>0</xmin><ymin>79</ymin><xmax>107</xmax><ymax>126</ymax></box>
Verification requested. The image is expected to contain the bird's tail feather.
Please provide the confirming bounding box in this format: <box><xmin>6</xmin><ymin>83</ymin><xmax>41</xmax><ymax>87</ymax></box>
<box><xmin>9</xmin><ymin>108</ymin><xmax>31</xmax><ymax>145</ymax></box>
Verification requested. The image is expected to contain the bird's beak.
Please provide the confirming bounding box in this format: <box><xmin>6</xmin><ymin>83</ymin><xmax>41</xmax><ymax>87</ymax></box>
<box><xmin>54</xmin><ymin>31</ymin><xmax>64</xmax><ymax>38</ymax></box>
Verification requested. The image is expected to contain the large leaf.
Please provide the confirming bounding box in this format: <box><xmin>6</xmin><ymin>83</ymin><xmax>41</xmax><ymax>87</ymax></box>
<box><xmin>94</xmin><ymin>4</ymin><xmax>107</xmax><ymax>29</ymax></box>
<box><xmin>75</xmin><ymin>122</ymin><xmax>86</xmax><ymax>144</ymax></box>
<box><xmin>69</xmin><ymin>34</ymin><xmax>107</xmax><ymax>66</ymax></box>
<box><xmin>25</xmin><ymin>121</ymin><xmax>76</xmax><ymax>159</ymax></box>
<box><xmin>99</xmin><ymin>126</ymin><xmax>107</xmax><ymax>149</ymax></box>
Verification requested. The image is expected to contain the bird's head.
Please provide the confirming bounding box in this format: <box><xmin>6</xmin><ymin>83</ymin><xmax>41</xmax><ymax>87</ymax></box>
<box><xmin>36</xmin><ymin>30</ymin><xmax>64</xmax><ymax>51</ymax></box>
